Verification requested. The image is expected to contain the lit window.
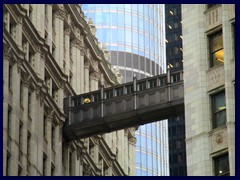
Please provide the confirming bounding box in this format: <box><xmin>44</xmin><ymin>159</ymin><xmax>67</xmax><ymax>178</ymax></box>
<box><xmin>212</xmin><ymin>91</ymin><xmax>226</xmax><ymax>128</ymax></box>
<box><xmin>209</xmin><ymin>31</ymin><xmax>224</xmax><ymax>67</ymax></box>
<box><xmin>214</xmin><ymin>154</ymin><xmax>229</xmax><ymax>176</ymax></box>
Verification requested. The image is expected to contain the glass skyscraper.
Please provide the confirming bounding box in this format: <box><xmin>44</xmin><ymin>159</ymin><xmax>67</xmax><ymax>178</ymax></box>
<box><xmin>82</xmin><ymin>4</ymin><xmax>169</xmax><ymax>176</ymax></box>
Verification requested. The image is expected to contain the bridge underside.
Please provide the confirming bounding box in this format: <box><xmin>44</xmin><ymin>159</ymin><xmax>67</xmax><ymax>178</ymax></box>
<box><xmin>63</xmin><ymin>99</ymin><xmax>184</xmax><ymax>141</ymax></box>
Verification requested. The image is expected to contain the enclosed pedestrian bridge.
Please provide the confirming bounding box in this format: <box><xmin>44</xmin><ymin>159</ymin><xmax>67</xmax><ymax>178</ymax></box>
<box><xmin>63</xmin><ymin>70</ymin><xmax>184</xmax><ymax>141</ymax></box>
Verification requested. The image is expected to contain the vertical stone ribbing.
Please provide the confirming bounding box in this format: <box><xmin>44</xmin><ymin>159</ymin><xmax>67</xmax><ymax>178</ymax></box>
<box><xmin>222</xmin><ymin>4</ymin><xmax>235</xmax><ymax>176</ymax></box>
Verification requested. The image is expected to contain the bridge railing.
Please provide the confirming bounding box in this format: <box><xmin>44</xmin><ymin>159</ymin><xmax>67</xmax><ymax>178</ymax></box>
<box><xmin>64</xmin><ymin>70</ymin><xmax>183</xmax><ymax>125</ymax></box>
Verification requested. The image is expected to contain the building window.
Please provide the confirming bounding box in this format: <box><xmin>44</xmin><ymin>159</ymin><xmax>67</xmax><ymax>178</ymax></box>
<box><xmin>149</xmin><ymin>79</ymin><xmax>157</xmax><ymax>88</ymax></box>
<box><xmin>138</xmin><ymin>81</ymin><xmax>146</xmax><ymax>91</ymax></box>
<box><xmin>214</xmin><ymin>154</ymin><xmax>229</xmax><ymax>176</ymax></box>
<box><xmin>116</xmin><ymin>87</ymin><xmax>124</xmax><ymax>96</ymax></box>
<box><xmin>212</xmin><ymin>91</ymin><xmax>226</xmax><ymax>128</ymax></box>
<box><xmin>209</xmin><ymin>31</ymin><xmax>224</xmax><ymax>67</ymax></box>
<box><xmin>43</xmin><ymin>153</ymin><xmax>47</xmax><ymax>176</ymax></box>
<box><xmin>105</xmin><ymin>89</ymin><xmax>113</xmax><ymax>99</ymax></box>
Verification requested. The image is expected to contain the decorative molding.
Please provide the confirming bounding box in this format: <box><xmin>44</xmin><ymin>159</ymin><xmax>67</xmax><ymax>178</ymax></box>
<box><xmin>90</xmin><ymin>71</ymin><xmax>100</xmax><ymax>81</ymax></box>
<box><xmin>17</xmin><ymin>58</ymin><xmax>23</xmax><ymax>73</ymax></box>
<box><xmin>22</xmin><ymin>71</ymin><xmax>32</xmax><ymax>88</ymax></box>
<box><xmin>64</xmin><ymin>27</ymin><xmax>71</xmax><ymax>36</ymax></box>
<box><xmin>36</xmin><ymin>85</ymin><xmax>46</xmax><ymax>106</ymax></box>
<box><xmin>128</xmin><ymin>136</ymin><xmax>136</xmax><ymax>146</ymax></box>
<box><xmin>3</xmin><ymin>43</ymin><xmax>12</xmax><ymax>61</ymax></box>
<box><xmin>207</xmin><ymin>65</ymin><xmax>225</xmax><ymax>91</ymax></box>
<box><xmin>55</xmin><ymin>9</ymin><xmax>66</xmax><ymax>21</ymax></box>
<box><xmin>71</xmin><ymin>38</ymin><xmax>82</xmax><ymax>50</ymax></box>
<box><xmin>84</xmin><ymin>60</ymin><xmax>90</xmax><ymax>69</ymax></box>
<box><xmin>216</xmin><ymin>133</ymin><xmax>223</xmax><ymax>144</ymax></box>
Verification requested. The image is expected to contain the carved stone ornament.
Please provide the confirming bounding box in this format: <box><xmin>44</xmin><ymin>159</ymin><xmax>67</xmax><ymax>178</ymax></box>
<box><xmin>216</xmin><ymin>133</ymin><xmax>223</xmax><ymax>144</ymax></box>
<box><xmin>55</xmin><ymin>9</ymin><xmax>66</xmax><ymax>21</ymax></box>
<box><xmin>3</xmin><ymin>43</ymin><xmax>12</xmax><ymax>61</ymax></box>
<box><xmin>90</xmin><ymin>71</ymin><xmax>100</xmax><ymax>81</ymax></box>
<box><xmin>64</xmin><ymin>27</ymin><xmax>71</xmax><ymax>36</ymax></box>
<box><xmin>36</xmin><ymin>85</ymin><xmax>46</xmax><ymax>106</ymax></box>
<box><xmin>83</xmin><ymin>163</ymin><xmax>92</xmax><ymax>176</ymax></box>
<box><xmin>129</xmin><ymin>137</ymin><xmax>137</xmax><ymax>146</ymax></box>
<box><xmin>84</xmin><ymin>60</ymin><xmax>90</xmax><ymax>69</ymax></box>
<box><xmin>22</xmin><ymin>72</ymin><xmax>32</xmax><ymax>88</ymax></box>
<box><xmin>71</xmin><ymin>39</ymin><xmax>81</xmax><ymax>50</ymax></box>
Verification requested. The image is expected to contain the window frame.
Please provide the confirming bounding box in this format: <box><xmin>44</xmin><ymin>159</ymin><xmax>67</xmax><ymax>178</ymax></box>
<box><xmin>214</xmin><ymin>153</ymin><xmax>230</xmax><ymax>176</ymax></box>
<box><xmin>211</xmin><ymin>91</ymin><xmax>226</xmax><ymax>129</ymax></box>
<box><xmin>208</xmin><ymin>31</ymin><xmax>224</xmax><ymax>68</ymax></box>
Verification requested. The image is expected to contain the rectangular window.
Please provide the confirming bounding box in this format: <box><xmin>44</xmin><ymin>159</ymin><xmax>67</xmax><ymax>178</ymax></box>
<box><xmin>105</xmin><ymin>89</ymin><xmax>113</xmax><ymax>99</ymax></box>
<box><xmin>126</xmin><ymin>85</ymin><xmax>133</xmax><ymax>94</ymax></box>
<box><xmin>159</xmin><ymin>77</ymin><xmax>167</xmax><ymax>86</ymax></box>
<box><xmin>138</xmin><ymin>81</ymin><xmax>146</xmax><ymax>91</ymax></box>
<box><xmin>115</xmin><ymin>87</ymin><xmax>124</xmax><ymax>97</ymax></box>
<box><xmin>214</xmin><ymin>154</ymin><xmax>229</xmax><ymax>176</ymax></box>
<box><xmin>212</xmin><ymin>91</ymin><xmax>226</xmax><ymax>128</ymax></box>
<box><xmin>149</xmin><ymin>78</ymin><xmax>157</xmax><ymax>88</ymax></box>
<box><xmin>209</xmin><ymin>31</ymin><xmax>224</xmax><ymax>67</ymax></box>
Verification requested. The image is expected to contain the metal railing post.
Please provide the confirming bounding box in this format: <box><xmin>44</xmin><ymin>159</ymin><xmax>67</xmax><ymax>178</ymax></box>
<box><xmin>68</xmin><ymin>95</ymin><xmax>72</xmax><ymax>125</ymax></box>
<box><xmin>167</xmin><ymin>65</ymin><xmax>171</xmax><ymax>102</ymax></box>
<box><xmin>100</xmin><ymin>85</ymin><xmax>104</xmax><ymax>118</ymax></box>
<box><xmin>133</xmin><ymin>74</ymin><xmax>137</xmax><ymax>110</ymax></box>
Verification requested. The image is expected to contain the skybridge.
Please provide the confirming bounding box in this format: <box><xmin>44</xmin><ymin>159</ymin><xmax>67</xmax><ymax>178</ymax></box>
<box><xmin>63</xmin><ymin>70</ymin><xmax>184</xmax><ymax>141</ymax></box>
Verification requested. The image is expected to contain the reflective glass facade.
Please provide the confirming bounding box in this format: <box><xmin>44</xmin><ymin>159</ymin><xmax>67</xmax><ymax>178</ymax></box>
<box><xmin>82</xmin><ymin>4</ymin><xmax>166</xmax><ymax>82</ymax></box>
<box><xmin>165</xmin><ymin>4</ymin><xmax>187</xmax><ymax>176</ymax></box>
<box><xmin>82</xmin><ymin>4</ymin><xmax>169</xmax><ymax>176</ymax></box>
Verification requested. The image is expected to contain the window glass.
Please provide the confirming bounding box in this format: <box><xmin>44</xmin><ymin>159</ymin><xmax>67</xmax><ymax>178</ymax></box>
<box><xmin>209</xmin><ymin>31</ymin><xmax>224</xmax><ymax>67</ymax></box>
<box><xmin>212</xmin><ymin>91</ymin><xmax>226</xmax><ymax>128</ymax></box>
<box><xmin>214</xmin><ymin>154</ymin><xmax>229</xmax><ymax>176</ymax></box>
<box><xmin>117</xmin><ymin>13</ymin><xmax>124</xmax><ymax>26</ymax></box>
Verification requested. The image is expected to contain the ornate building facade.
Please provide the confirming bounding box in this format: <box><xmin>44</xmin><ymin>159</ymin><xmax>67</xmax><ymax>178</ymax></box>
<box><xmin>182</xmin><ymin>4</ymin><xmax>235</xmax><ymax>175</ymax></box>
<box><xmin>3</xmin><ymin>4</ymin><xmax>136</xmax><ymax>176</ymax></box>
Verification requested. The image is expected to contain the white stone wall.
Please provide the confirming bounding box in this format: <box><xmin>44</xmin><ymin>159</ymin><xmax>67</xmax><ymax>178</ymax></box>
<box><xmin>182</xmin><ymin>4</ymin><xmax>235</xmax><ymax>176</ymax></box>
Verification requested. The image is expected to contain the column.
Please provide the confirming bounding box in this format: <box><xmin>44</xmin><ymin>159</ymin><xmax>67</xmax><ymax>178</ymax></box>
<box><xmin>93</xmin><ymin>138</ymin><xmax>100</xmax><ymax>165</ymax></box>
<box><xmin>54</xmin><ymin>8</ymin><xmax>65</xmax><ymax>70</ymax></box>
<box><xmin>3</xmin><ymin>45</ymin><xmax>11</xmax><ymax>176</ymax></box>
<box><xmin>222</xmin><ymin>4</ymin><xmax>235</xmax><ymax>176</ymax></box>
<box><xmin>45</xmin><ymin>111</ymin><xmax>54</xmax><ymax>175</ymax></box>
<box><xmin>45</xmin><ymin>4</ymin><xmax>53</xmax><ymax>52</ymax></box>
<box><xmin>28</xmin><ymin>90</ymin><xmax>38</xmax><ymax>175</ymax></box>
<box><xmin>36</xmin><ymin>88</ymin><xmax>45</xmax><ymax>175</ymax></box>
<box><xmin>8</xmin><ymin>60</ymin><xmax>21</xmax><ymax>175</ymax></box>
<box><xmin>15</xmin><ymin>18</ymin><xmax>23</xmax><ymax>48</ymax></box>
<box><xmin>31</xmin><ymin>4</ymin><xmax>45</xmax><ymax>38</ymax></box>
<box><xmin>90</xmin><ymin>71</ymin><xmax>100</xmax><ymax>91</ymax></box>
<box><xmin>84</xmin><ymin>60</ymin><xmax>90</xmax><ymax>93</ymax></box>
<box><xmin>55</xmin><ymin>122</ymin><xmax>63</xmax><ymax>175</ymax></box>
<box><xmin>71</xmin><ymin>39</ymin><xmax>81</xmax><ymax>94</ymax></box>
<box><xmin>124</xmin><ymin>130</ymin><xmax>129</xmax><ymax>173</ymax></box>
<box><xmin>79</xmin><ymin>46</ymin><xmax>85</xmax><ymax>94</ymax></box>
<box><xmin>64</xmin><ymin>27</ymin><xmax>71</xmax><ymax>77</ymax></box>
<box><xmin>21</xmin><ymin>75</ymin><xmax>31</xmax><ymax>175</ymax></box>
<box><xmin>62</xmin><ymin>145</ymin><xmax>70</xmax><ymax>176</ymax></box>
<box><xmin>128</xmin><ymin>136</ymin><xmax>136</xmax><ymax>176</ymax></box>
